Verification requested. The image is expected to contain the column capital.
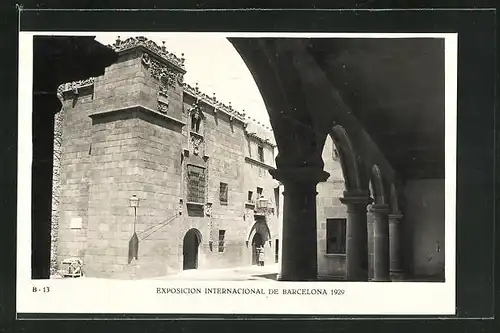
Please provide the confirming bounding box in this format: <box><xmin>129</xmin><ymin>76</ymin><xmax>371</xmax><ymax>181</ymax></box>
<box><xmin>369</xmin><ymin>203</ymin><xmax>391</xmax><ymax>214</ymax></box>
<box><xmin>339</xmin><ymin>190</ymin><xmax>373</xmax><ymax>206</ymax></box>
<box><xmin>388</xmin><ymin>212</ymin><xmax>404</xmax><ymax>221</ymax></box>
<box><xmin>269</xmin><ymin>167</ymin><xmax>330</xmax><ymax>186</ymax></box>
<box><xmin>388</xmin><ymin>213</ymin><xmax>403</xmax><ymax>225</ymax></box>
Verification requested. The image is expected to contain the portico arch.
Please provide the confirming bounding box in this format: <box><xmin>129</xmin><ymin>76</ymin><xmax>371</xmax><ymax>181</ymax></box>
<box><xmin>328</xmin><ymin>125</ymin><xmax>372</xmax><ymax>281</ymax></box>
<box><xmin>370</xmin><ymin>164</ymin><xmax>387</xmax><ymax>205</ymax></box>
<box><xmin>329</xmin><ymin>125</ymin><xmax>365</xmax><ymax>192</ymax></box>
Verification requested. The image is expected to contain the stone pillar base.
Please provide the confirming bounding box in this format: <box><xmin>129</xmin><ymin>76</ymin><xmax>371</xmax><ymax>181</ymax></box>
<box><xmin>390</xmin><ymin>270</ymin><xmax>405</xmax><ymax>281</ymax></box>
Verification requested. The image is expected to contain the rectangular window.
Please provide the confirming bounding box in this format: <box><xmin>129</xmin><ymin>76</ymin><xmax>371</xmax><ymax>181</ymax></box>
<box><xmin>218</xmin><ymin>230</ymin><xmax>226</xmax><ymax>252</ymax></box>
<box><xmin>326</xmin><ymin>218</ymin><xmax>347</xmax><ymax>254</ymax></box>
<box><xmin>247</xmin><ymin>191</ymin><xmax>254</xmax><ymax>202</ymax></box>
<box><xmin>219</xmin><ymin>182</ymin><xmax>228</xmax><ymax>205</ymax></box>
<box><xmin>258</xmin><ymin>146</ymin><xmax>264</xmax><ymax>162</ymax></box>
<box><xmin>186</xmin><ymin>165</ymin><xmax>206</xmax><ymax>203</ymax></box>
<box><xmin>256</xmin><ymin>187</ymin><xmax>263</xmax><ymax>198</ymax></box>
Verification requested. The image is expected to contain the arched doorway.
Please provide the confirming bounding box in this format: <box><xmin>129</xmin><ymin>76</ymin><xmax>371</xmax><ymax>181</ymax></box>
<box><xmin>183</xmin><ymin>229</ymin><xmax>201</xmax><ymax>270</ymax></box>
<box><xmin>251</xmin><ymin>232</ymin><xmax>264</xmax><ymax>265</ymax></box>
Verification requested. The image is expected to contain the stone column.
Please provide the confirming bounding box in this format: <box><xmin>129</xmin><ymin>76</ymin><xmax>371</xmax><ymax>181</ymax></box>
<box><xmin>370</xmin><ymin>204</ymin><xmax>391</xmax><ymax>281</ymax></box>
<box><xmin>270</xmin><ymin>167</ymin><xmax>329</xmax><ymax>281</ymax></box>
<box><xmin>32</xmin><ymin>93</ymin><xmax>60</xmax><ymax>279</ymax></box>
<box><xmin>340</xmin><ymin>191</ymin><xmax>372</xmax><ymax>281</ymax></box>
<box><xmin>388</xmin><ymin>212</ymin><xmax>404</xmax><ymax>280</ymax></box>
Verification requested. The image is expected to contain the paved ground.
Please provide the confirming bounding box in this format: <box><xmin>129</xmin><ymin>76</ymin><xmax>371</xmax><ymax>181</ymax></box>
<box><xmin>153</xmin><ymin>264</ymin><xmax>280</xmax><ymax>281</ymax></box>
<box><xmin>51</xmin><ymin>264</ymin><xmax>443</xmax><ymax>282</ymax></box>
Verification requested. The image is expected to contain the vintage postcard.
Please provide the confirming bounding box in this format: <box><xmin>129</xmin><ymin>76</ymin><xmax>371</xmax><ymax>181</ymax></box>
<box><xmin>17</xmin><ymin>31</ymin><xmax>456</xmax><ymax>316</ymax></box>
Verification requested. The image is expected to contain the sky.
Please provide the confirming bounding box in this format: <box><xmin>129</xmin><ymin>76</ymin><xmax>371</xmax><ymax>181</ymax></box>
<box><xmin>95</xmin><ymin>33</ymin><xmax>271</xmax><ymax>127</ymax></box>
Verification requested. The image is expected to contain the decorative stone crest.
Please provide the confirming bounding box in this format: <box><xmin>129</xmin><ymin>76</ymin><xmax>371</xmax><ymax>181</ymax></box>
<box><xmin>190</xmin><ymin>135</ymin><xmax>203</xmax><ymax>156</ymax></box>
<box><xmin>183</xmin><ymin>82</ymin><xmax>246</xmax><ymax>122</ymax></box>
<box><xmin>60</xmin><ymin>77</ymin><xmax>95</xmax><ymax>93</ymax></box>
<box><xmin>157</xmin><ymin>85</ymin><xmax>169</xmax><ymax>114</ymax></box>
<box><xmin>141</xmin><ymin>52</ymin><xmax>151</xmax><ymax>66</ymax></box>
<box><xmin>111</xmin><ymin>36</ymin><xmax>185</xmax><ymax>69</ymax></box>
<box><xmin>204</xmin><ymin>202</ymin><xmax>212</xmax><ymax>217</ymax></box>
<box><xmin>157</xmin><ymin>100</ymin><xmax>169</xmax><ymax>113</ymax></box>
<box><xmin>141</xmin><ymin>53</ymin><xmax>183</xmax><ymax>88</ymax></box>
<box><xmin>159</xmin><ymin>85</ymin><xmax>168</xmax><ymax>97</ymax></box>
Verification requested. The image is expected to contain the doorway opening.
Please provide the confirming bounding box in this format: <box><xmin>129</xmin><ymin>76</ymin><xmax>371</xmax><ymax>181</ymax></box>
<box><xmin>251</xmin><ymin>232</ymin><xmax>264</xmax><ymax>265</ymax></box>
<box><xmin>183</xmin><ymin>228</ymin><xmax>201</xmax><ymax>270</ymax></box>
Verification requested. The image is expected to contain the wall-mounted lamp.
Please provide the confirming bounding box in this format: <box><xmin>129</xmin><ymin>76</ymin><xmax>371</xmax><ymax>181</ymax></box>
<box><xmin>129</xmin><ymin>194</ymin><xmax>140</xmax><ymax>233</ymax></box>
<box><xmin>178</xmin><ymin>199</ymin><xmax>184</xmax><ymax>215</ymax></box>
<box><xmin>128</xmin><ymin>194</ymin><xmax>140</xmax><ymax>264</ymax></box>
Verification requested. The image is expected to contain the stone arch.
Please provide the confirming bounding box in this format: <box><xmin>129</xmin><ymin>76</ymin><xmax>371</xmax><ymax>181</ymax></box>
<box><xmin>329</xmin><ymin>125</ymin><xmax>365</xmax><ymax>192</ymax></box>
<box><xmin>370</xmin><ymin>164</ymin><xmax>387</xmax><ymax>205</ymax></box>
<box><xmin>246</xmin><ymin>220</ymin><xmax>272</xmax><ymax>265</ymax></box>
<box><xmin>184</xmin><ymin>227</ymin><xmax>202</xmax><ymax>243</ymax></box>
<box><xmin>246</xmin><ymin>220</ymin><xmax>272</xmax><ymax>244</ymax></box>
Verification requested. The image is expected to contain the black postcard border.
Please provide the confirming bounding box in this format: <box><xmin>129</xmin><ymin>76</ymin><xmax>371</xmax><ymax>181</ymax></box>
<box><xmin>0</xmin><ymin>2</ymin><xmax>497</xmax><ymax>332</ymax></box>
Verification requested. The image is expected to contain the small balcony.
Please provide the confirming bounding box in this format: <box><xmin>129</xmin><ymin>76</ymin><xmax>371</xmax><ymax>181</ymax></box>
<box><xmin>253</xmin><ymin>198</ymin><xmax>274</xmax><ymax>216</ymax></box>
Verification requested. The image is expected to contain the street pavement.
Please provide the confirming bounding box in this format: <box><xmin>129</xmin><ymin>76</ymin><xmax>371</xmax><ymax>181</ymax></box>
<box><xmin>154</xmin><ymin>263</ymin><xmax>280</xmax><ymax>281</ymax></box>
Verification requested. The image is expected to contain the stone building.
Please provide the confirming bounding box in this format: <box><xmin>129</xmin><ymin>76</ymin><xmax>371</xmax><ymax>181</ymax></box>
<box><xmin>53</xmin><ymin>36</ymin><xmax>445</xmax><ymax>282</ymax></box>
<box><xmin>54</xmin><ymin>37</ymin><xmax>281</xmax><ymax>279</ymax></box>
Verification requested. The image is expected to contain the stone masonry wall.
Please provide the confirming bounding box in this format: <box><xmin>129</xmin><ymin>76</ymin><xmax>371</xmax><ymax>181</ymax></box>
<box><xmin>58</xmin><ymin>48</ymin><xmax>188</xmax><ymax>278</ymax></box>
<box><xmin>316</xmin><ymin>136</ymin><xmax>379</xmax><ymax>279</ymax></box>
<box><xmin>317</xmin><ymin>136</ymin><xmax>348</xmax><ymax>278</ymax></box>
<box><xmin>57</xmin><ymin>43</ymin><xmax>282</xmax><ymax>278</ymax></box>
<box><xmin>57</xmin><ymin>50</ymin><xmax>137</xmax><ymax>277</ymax></box>
<box><xmin>126</xmin><ymin>112</ymin><xmax>185</xmax><ymax>279</ymax></box>
<box><xmin>56</xmin><ymin>87</ymin><xmax>95</xmax><ymax>268</ymax></box>
<box><xmin>242</xmin><ymin>136</ymin><xmax>280</xmax><ymax>266</ymax></box>
<box><xmin>92</xmin><ymin>50</ymin><xmax>145</xmax><ymax>114</ymax></box>
<box><xmin>85</xmin><ymin>115</ymin><xmax>142</xmax><ymax>278</ymax></box>
<box><xmin>182</xmin><ymin>94</ymin><xmax>251</xmax><ymax>269</ymax></box>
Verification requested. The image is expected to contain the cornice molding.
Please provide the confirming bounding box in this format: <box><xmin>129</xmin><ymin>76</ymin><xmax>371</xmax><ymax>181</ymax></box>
<box><xmin>244</xmin><ymin>156</ymin><xmax>275</xmax><ymax>170</ymax></box>
<box><xmin>108</xmin><ymin>36</ymin><xmax>186</xmax><ymax>72</ymax></box>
